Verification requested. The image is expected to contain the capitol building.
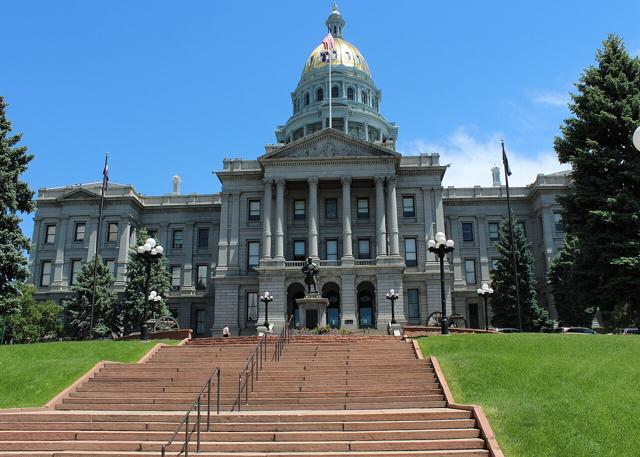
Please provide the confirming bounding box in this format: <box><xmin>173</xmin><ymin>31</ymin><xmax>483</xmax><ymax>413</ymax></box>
<box><xmin>28</xmin><ymin>6</ymin><xmax>569</xmax><ymax>336</ymax></box>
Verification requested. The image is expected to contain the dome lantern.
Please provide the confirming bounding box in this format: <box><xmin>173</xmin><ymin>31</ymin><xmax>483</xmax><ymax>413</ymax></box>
<box><xmin>326</xmin><ymin>3</ymin><xmax>345</xmax><ymax>38</ymax></box>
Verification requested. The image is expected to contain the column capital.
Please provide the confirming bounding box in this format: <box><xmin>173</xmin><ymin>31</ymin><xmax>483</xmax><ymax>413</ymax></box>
<box><xmin>374</xmin><ymin>176</ymin><xmax>386</xmax><ymax>185</ymax></box>
<box><xmin>386</xmin><ymin>175</ymin><xmax>397</xmax><ymax>185</ymax></box>
<box><xmin>341</xmin><ymin>176</ymin><xmax>352</xmax><ymax>185</ymax></box>
<box><xmin>275</xmin><ymin>178</ymin><xmax>286</xmax><ymax>186</ymax></box>
<box><xmin>262</xmin><ymin>177</ymin><xmax>273</xmax><ymax>185</ymax></box>
<box><xmin>307</xmin><ymin>176</ymin><xmax>319</xmax><ymax>185</ymax></box>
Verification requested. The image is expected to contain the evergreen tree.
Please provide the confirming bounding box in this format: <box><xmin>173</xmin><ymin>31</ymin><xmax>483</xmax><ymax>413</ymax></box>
<box><xmin>121</xmin><ymin>229</ymin><xmax>170</xmax><ymax>336</ymax></box>
<box><xmin>490</xmin><ymin>218</ymin><xmax>552</xmax><ymax>331</ymax></box>
<box><xmin>64</xmin><ymin>256</ymin><xmax>116</xmax><ymax>339</ymax></box>
<box><xmin>554</xmin><ymin>35</ymin><xmax>640</xmax><ymax>328</ymax></box>
<box><xmin>0</xmin><ymin>96</ymin><xmax>35</xmax><ymax>317</ymax></box>
<box><xmin>7</xmin><ymin>284</ymin><xmax>62</xmax><ymax>343</ymax></box>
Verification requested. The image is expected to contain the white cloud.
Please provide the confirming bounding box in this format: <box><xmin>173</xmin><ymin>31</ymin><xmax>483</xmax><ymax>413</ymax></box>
<box><xmin>530</xmin><ymin>91</ymin><xmax>569</xmax><ymax>107</ymax></box>
<box><xmin>402</xmin><ymin>128</ymin><xmax>569</xmax><ymax>188</ymax></box>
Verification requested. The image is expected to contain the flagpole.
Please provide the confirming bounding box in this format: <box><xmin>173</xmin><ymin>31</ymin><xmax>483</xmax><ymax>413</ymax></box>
<box><xmin>328</xmin><ymin>45</ymin><xmax>332</xmax><ymax>129</ymax></box>
<box><xmin>89</xmin><ymin>152</ymin><xmax>108</xmax><ymax>339</ymax></box>
<box><xmin>502</xmin><ymin>141</ymin><xmax>523</xmax><ymax>332</ymax></box>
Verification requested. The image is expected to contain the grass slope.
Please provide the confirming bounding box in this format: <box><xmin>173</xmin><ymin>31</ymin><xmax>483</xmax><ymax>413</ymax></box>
<box><xmin>0</xmin><ymin>340</ymin><xmax>177</xmax><ymax>408</ymax></box>
<box><xmin>419</xmin><ymin>334</ymin><xmax>640</xmax><ymax>457</ymax></box>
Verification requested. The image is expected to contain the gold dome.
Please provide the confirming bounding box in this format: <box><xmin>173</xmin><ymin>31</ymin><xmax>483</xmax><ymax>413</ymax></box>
<box><xmin>302</xmin><ymin>37</ymin><xmax>371</xmax><ymax>76</ymax></box>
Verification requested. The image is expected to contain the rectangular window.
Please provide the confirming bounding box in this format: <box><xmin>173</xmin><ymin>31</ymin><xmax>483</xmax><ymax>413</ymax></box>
<box><xmin>40</xmin><ymin>261</ymin><xmax>52</xmax><ymax>286</ymax></box>
<box><xmin>464</xmin><ymin>259</ymin><xmax>476</xmax><ymax>284</ymax></box>
<box><xmin>107</xmin><ymin>223</ymin><xmax>118</xmax><ymax>242</ymax></box>
<box><xmin>196</xmin><ymin>265</ymin><xmax>208</xmax><ymax>290</ymax></box>
<box><xmin>404</xmin><ymin>238</ymin><xmax>417</xmax><ymax>266</ymax></box>
<box><xmin>45</xmin><ymin>225</ymin><xmax>56</xmax><ymax>244</ymax></box>
<box><xmin>325</xmin><ymin>198</ymin><xmax>337</xmax><ymax>220</ymax></box>
<box><xmin>74</xmin><ymin>223</ymin><xmax>85</xmax><ymax>242</ymax></box>
<box><xmin>247</xmin><ymin>241</ymin><xmax>260</xmax><ymax>270</ymax></box>
<box><xmin>357</xmin><ymin>198</ymin><xmax>369</xmax><ymax>219</ymax></box>
<box><xmin>195</xmin><ymin>309</ymin><xmax>206</xmax><ymax>334</ymax></box>
<box><xmin>247</xmin><ymin>292</ymin><xmax>258</xmax><ymax>322</ymax></box>
<box><xmin>407</xmin><ymin>288</ymin><xmax>420</xmax><ymax>319</ymax></box>
<box><xmin>553</xmin><ymin>213</ymin><xmax>564</xmax><ymax>232</ymax></box>
<box><xmin>198</xmin><ymin>228</ymin><xmax>209</xmax><ymax>249</ymax></box>
<box><xmin>147</xmin><ymin>229</ymin><xmax>158</xmax><ymax>240</ymax></box>
<box><xmin>462</xmin><ymin>222</ymin><xmax>474</xmax><ymax>242</ymax></box>
<box><xmin>69</xmin><ymin>259</ymin><xmax>82</xmax><ymax>286</ymax></box>
<box><xmin>105</xmin><ymin>259</ymin><xmax>116</xmax><ymax>277</ymax></box>
<box><xmin>172</xmin><ymin>229</ymin><xmax>183</xmax><ymax>249</ymax></box>
<box><xmin>517</xmin><ymin>221</ymin><xmax>527</xmax><ymax>237</ymax></box>
<box><xmin>358</xmin><ymin>238</ymin><xmax>371</xmax><ymax>259</ymax></box>
<box><xmin>248</xmin><ymin>200</ymin><xmax>261</xmax><ymax>221</ymax></box>
<box><xmin>170</xmin><ymin>266</ymin><xmax>181</xmax><ymax>290</ymax></box>
<box><xmin>293</xmin><ymin>240</ymin><xmax>306</xmax><ymax>261</ymax></box>
<box><xmin>491</xmin><ymin>258</ymin><xmax>499</xmax><ymax>271</ymax></box>
<box><xmin>326</xmin><ymin>239</ymin><xmax>338</xmax><ymax>261</ymax></box>
<box><xmin>294</xmin><ymin>200</ymin><xmax>306</xmax><ymax>220</ymax></box>
<box><xmin>488</xmin><ymin>222</ymin><xmax>499</xmax><ymax>242</ymax></box>
<box><xmin>402</xmin><ymin>196</ymin><xmax>416</xmax><ymax>217</ymax></box>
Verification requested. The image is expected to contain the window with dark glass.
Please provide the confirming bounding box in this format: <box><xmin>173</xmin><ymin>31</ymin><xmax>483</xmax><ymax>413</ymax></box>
<box><xmin>316</xmin><ymin>88</ymin><xmax>323</xmax><ymax>102</ymax></box>
<box><xmin>45</xmin><ymin>225</ymin><xmax>56</xmax><ymax>244</ymax></box>
<box><xmin>147</xmin><ymin>229</ymin><xmax>158</xmax><ymax>239</ymax></box>
<box><xmin>195</xmin><ymin>309</ymin><xmax>206</xmax><ymax>334</ymax></box>
<box><xmin>247</xmin><ymin>241</ymin><xmax>260</xmax><ymax>270</ymax></box>
<box><xmin>325</xmin><ymin>198</ymin><xmax>337</xmax><ymax>219</ymax></box>
<box><xmin>358</xmin><ymin>239</ymin><xmax>371</xmax><ymax>259</ymax></box>
<box><xmin>488</xmin><ymin>222</ymin><xmax>500</xmax><ymax>241</ymax></box>
<box><xmin>464</xmin><ymin>259</ymin><xmax>476</xmax><ymax>284</ymax></box>
<box><xmin>293</xmin><ymin>240</ymin><xmax>306</xmax><ymax>261</ymax></box>
<box><xmin>170</xmin><ymin>266</ymin><xmax>181</xmax><ymax>290</ymax></box>
<box><xmin>347</xmin><ymin>87</ymin><xmax>354</xmax><ymax>100</ymax></box>
<box><xmin>198</xmin><ymin>228</ymin><xmax>209</xmax><ymax>248</ymax></box>
<box><xmin>517</xmin><ymin>221</ymin><xmax>527</xmax><ymax>237</ymax></box>
<box><xmin>491</xmin><ymin>258</ymin><xmax>499</xmax><ymax>270</ymax></box>
<box><xmin>462</xmin><ymin>222</ymin><xmax>474</xmax><ymax>242</ymax></box>
<box><xmin>294</xmin><ymin>200</ymin><xmax>306</xmax><ymax>220</ymax></box>
<box><xmin>553</xmin><ymin>213</ymin><xmax>564</xmax><ymax>232</ymax></box>
<box><xmin>107</xmin><ymin>223</ymin><xmax>118</xmax><ymax>242</ymax></box>
<box><xmin>248</xmin><ymin>200</ymin><xmax>261</xmax><ymax>221</ymax></box>
<box><xmin>404</xmin><ymin>238</ymin><xmax>417</xmax><ymax>266</ymax></box>
<box><xmin>402</xmin><ymin>196</ymin><xmax>415</xmax><ymax>217</ymax></box>
<box><xmin>69</xmin><ymin>259</ymin><xmax>82</xmax><ymax>286</ymax></box>
<box><xmin>407</xmin><ymin>288</ymin><xmax>420</xmax><ymax>318</ymax></box>
<box><xmin>357</xmin><ymin>198</ymin><xmax>369</xmax><ymax>219</ymax></box>
<box><xmin>332</xmin><ymin>85</ymin><xmax>339</xmax><ymax>98</ymax></box>
<box><xmin>40</xmin><ymin>261</ymin><xmax>52</xmax><ymax>286</ymax></box>
<box><xmin>361</xmin><ymin>91</ymin><xmax>368</xmax><ymax>104</ymax></box>
<box><xmin>196</xmin><ymin>265</ymin><xmax>208</xmax><ymax>290</ymax></box>
<box><xmin>326</xmin><ymin>239</ymin><xmax>338</xmax><ymax>261</ymax></box>
<box><xmin>247</xmin><ymin>292</ymin><xmax>258</xmax><ymax>322</ymax></box>
<box><xmin>304</xmin><ymin>92</ymin><xmax>310</xmax><ymax>106</ymax></box>
<box><xmin>172</xmin><ymin>229</ymin><xmax>183</xmax><ymax>249</ymax></box>
<box><xmin>105</xmin><ymin>260</ymin><xmax>116</xmax><ymax>277</ymax></box>
<box><xmin>74</xmin><ymin>223</ymin><xmax>85</xmax><ymax>242</ymax></box>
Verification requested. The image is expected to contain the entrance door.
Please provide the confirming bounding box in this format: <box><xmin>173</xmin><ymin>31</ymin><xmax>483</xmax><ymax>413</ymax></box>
<box><xmin>326</xmin><ymin>290</ymin><xmax>340</xmax><ymax>328</ymax></box>
<box><xmin>357</xmin><ymin>290</ymin><xmax>374</xmax><ymax>328</ymax></box>
<box><xmin>469</xmin><ymin>303</ymin><xmax>480</xmax><ymax>329</ymax></box>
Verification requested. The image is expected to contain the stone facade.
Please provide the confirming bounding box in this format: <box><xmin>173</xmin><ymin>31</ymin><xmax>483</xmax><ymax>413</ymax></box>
<box><xmin>27</xmin><ymin>6</ymin><xmax>568</xmax><ymax>336</ymax></box>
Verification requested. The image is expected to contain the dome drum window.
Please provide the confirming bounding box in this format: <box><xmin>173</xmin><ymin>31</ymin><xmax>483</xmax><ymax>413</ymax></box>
<box><xmin>347</xmin><ymin>87</ymin><xmax>354</xmax><ymax>100</ymax></box>
<box><xmin>331</xmin><ymin>85</ymin><xmax>340</xmax><ymax>98</ymax></box>
<box><xmin>316</xmin><ymin>88</ymin><xmax>324</xmax><ymax>102</ymax></box>
<box><xmin>361</xmin><ymin>91</ymin><xmax>368</xmax><ymax>105</ymax></box>
<box><xmin>304</xmin><ymin>92</ymin><xmax>310</xmax><ymax>106</ymax></box>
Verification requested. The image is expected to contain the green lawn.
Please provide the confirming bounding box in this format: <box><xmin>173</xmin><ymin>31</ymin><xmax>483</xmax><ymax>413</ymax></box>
<box><xmin>0</xmin><ymin>340</ymin><xmax>178</xmax><ymax>408</ymax></box>
<box><xmin>418</xmin><ymin>334</ymin><xmax>640</xmax><ymax>457</ymax></box>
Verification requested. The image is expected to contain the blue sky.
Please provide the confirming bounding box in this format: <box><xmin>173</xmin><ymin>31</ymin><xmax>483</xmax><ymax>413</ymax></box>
<box><xmin>2</xmin><ymin>0</ymin><xmax>639</xmax><ymax>237</ymax></box>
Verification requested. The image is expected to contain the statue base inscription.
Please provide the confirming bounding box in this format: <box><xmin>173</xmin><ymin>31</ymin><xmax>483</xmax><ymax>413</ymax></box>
<box><xmin>296</xmin><ymin>294</ymin><xmax>329</xmax><ymax>330</ymax></box>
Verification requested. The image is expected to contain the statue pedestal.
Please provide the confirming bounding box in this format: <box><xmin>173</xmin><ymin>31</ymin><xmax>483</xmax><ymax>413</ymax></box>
<box><xmin>296</xmin><ymin>294</ymin><xmax>329</xmax><ymax>330</ymax></box>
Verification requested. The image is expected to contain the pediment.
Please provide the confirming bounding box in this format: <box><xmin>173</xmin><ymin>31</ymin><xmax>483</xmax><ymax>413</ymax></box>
<box><xmin>260</xmin><ymin>129</ymin><xmax>399</xmax><ymax>161</ymax></box>
<box><xmin>56</xmin><ymin>187</ymin><xmax>101</xmax><ymax>201</ymax></box>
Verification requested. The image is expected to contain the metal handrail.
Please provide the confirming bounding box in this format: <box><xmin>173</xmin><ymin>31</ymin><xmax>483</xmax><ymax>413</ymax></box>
<box><xmin>160</xmin><ymin>367</ymin><xmax>221</xmax><ymax>457</ymax></box>
<box><xmin>273</xmin><ymin>314</ymin><xmax>295</xmax><ymax>362</ymax></box>
<box><xmin>231</xmin><ymin>333</ymin><xmax>268</xmax><ymax>412</ymax></box>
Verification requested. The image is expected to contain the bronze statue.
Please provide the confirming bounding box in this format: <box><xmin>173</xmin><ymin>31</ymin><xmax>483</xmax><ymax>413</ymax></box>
<box><xmin>301</xmin><ymin>257</ymin><xmax>320</xmax><ymax>294</ymax></box>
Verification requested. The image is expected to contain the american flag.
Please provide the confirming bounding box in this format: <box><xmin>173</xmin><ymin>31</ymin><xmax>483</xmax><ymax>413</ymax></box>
<box><xmin>322</xmin><ymin>32</ymin><xmax>334</xmax><ymax>51</ymax></box>
<box><xmin>501</xmin><ymin>142</ymin><xmax>512</xmax><ymax>177</ymax></box>
<box><xmin>102</xmin><ymin>154</ymin><xmax>109</xmax><ymax>190</ymax></box>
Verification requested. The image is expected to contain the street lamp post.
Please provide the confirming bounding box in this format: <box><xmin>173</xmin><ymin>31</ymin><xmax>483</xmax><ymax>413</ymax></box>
<box><xmin>428</xmin><ymin>232</ymin><xmax>455</xmax><ymax>335</ymax></box>
<box><xmin>477</xmin><ymin>283</ymin><xmax>494</xmax><ymax>331</ymax></box>
<box><xmin>385</xmin><ymin>288</ymin><xmax>399</xmax><ymax>324</ymax></box>
<box><xmin>260</xmin><ymin>292</ymin><xmax>273</xmax><ymax>329</ymax></box>
<box><xmin>136</xmin><ymin>238</ymin><xmax>163</xmax><ymax>341</ymax></box>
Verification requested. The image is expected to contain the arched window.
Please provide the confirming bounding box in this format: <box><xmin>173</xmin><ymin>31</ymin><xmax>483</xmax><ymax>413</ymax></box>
<box><xmin>331</xmin><ymin>85</ymin><xmax>339</xmax><ymax>98</ymax></box>
<box><xmin>316</xmin><ymin>88</ymin><xmax>324</xmax><ymax>102</ymax></box>
<box><xmin>361</xmin><ymin>91</ymin><xmax>368</xmax><ymax>105</ymax></box>
<box><xmin>304</xmin><ymin>92</ymin><xmax>310</xmax><ymax>106</ymax></box>
<box><xmin>347</xmin><ymin>87</ymin><xmax>354</xmax><ymax>100</ymax></box>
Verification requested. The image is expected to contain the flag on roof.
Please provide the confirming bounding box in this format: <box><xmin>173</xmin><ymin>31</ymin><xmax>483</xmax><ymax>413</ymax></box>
<box><xmin>102</xmin><ymin>153</ymin><xmax>109</xmax><ymax>190</ymax></box>
<box><xmin>322</xmin><ymin>32</ymin><xmax>335</xmax><ymax>51</ymax></box>
<box><xmin>501</xmin><ymin>142</ymin><xmax>512</xmax><ymax>177</ymax></box>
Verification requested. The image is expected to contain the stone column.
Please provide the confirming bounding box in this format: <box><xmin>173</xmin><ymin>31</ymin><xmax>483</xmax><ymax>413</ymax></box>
<box><xmin>262</xmin><ymin>179</ymin><xmax>273</xmax><ymax>260</ymax></box>
<box><xmin>51</xmin><ymin>218</ymin><xmax>68</xmax><ymax>289</ymax></box>
<box><xmin>386</xmin><ymin>177</ymin><xmax>400</xmax><ymax>256</ymax></box>
<box><xmin>274</xmin><ymin>179</ymin><xmax>286</xmax><ymax>260</ymax></box>
<box><xmin>308</xmin><ymin>176</ymin><xmax>319</xmax><ymax>259</ymax></box>
<box><xmin>341</xmin><ymin>177</ymin><xmax>353</xmax><ymax>260</ymax></box>
<box><xmin>434</xmin><ymin>187</ymin><xmax>445</xmax><ymax>234</ymax></box>
<box><xmin>375</xmin><ymin>176</ymin><xmax>387</xmax><ymax>257</ymax></box>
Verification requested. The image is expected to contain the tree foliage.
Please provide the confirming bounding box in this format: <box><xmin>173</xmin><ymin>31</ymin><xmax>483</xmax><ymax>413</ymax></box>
<box><xmin>0</xmin><ymin>96</ymin><xmax>35</xmax><ymax>316</ymax></box>
<box><xmin>553</xmin><ymin>35</ymin><xmax>640</xmax><ymax>328</ymax></box>
<box><xmin>121</xmin><ymin>229</ymin><xmax>170</xmax><ymax>336</ymax></box>
<box><xmin>490</xmin><ymin>218</ymin><xmax>552</xmax><ymax>331</ymax></box>
<box><xmin>4</xmin><ymin>284</ymin><xmax>62</xmax><ymax>344</ymax></box>
<box><xmin>64</xmin><ymin>256</ymin><xmax>117</xmax><ymax>339</ymax></box>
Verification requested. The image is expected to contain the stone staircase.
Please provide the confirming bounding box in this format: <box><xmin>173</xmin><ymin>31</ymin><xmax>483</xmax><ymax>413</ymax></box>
<box><xmin>0</xmin><ymin>336</ymin><xmax>499</xmax><ymax>456</ymax></box>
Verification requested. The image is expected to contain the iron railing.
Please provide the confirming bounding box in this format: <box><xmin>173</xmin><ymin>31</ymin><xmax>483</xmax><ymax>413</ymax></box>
<box><xmin>160</xmin><ymin>368</ymin><xmax>221</xmax><ymax>457</ymax></box>
<box><xmin>231</xmin><ymin>333</ymin><xmax>268</xmax><ymax>412</ymax></box>
<box><xmin>272</xmin><ymin>314</ymin><xmax>294</xmax><ymax>362</ymax></box>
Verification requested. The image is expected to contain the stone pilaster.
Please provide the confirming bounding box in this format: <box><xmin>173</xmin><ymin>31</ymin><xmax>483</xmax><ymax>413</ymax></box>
<box><xmin>115</xmin><ymin>218</ymin><xmax>130</xmax><ymax>287</ymax></box>
<box><xmin>478</xmin><ymin>216</ymin><xmax>490</xmax><ymax>283</ymax></box>
<box><xmin>341</xmin><ymin>176</ymin><xmax>353</xmax><ymax>262</ymax></box>
<box><xmin>262</xmin><ymin>179</ymin><xmax>273</xmax><ymax>260</ymax></box>
<box><xmin>308</xmin><ymin>176</ymin><xmax>319</xmax><ymax>259</ymax></box>
<box><xmin>182</xmin><ymin>222</ymin><xmax>194</xmax><ymax>292</ymax></box>
<box><xmin>274</xmin><ymin>179</ymin><xmax>286</xmax><ymax>260</ymax></box>
<box><xmin>375</xmin><ymin>176</ymin><xmax>387</xmax><ymax>258</ymax></box>
<box><xmin>386</xmin><ymin>177</ymin><xmax>400</xmax><ymax>257</ymax></box>
<box><xmin>51</xmin><ymin>219</ymin><xmax>68</xmax><ymax>290</ymax></box>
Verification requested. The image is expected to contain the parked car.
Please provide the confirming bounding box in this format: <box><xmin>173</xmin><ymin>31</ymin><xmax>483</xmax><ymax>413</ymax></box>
<box><xmin>563</xmin><ymin>327</ymin><xmax>597</xmax><ymax>334</ymax></box>
<box><xmin>613</xmin><ymin>328</ymin><xmax>639</xmax><ymax>335</ymax></box>
<box><xmin>495</xmin><ymin>328</ymin><xmax>521</xmax><ymax>333</ymax></box>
